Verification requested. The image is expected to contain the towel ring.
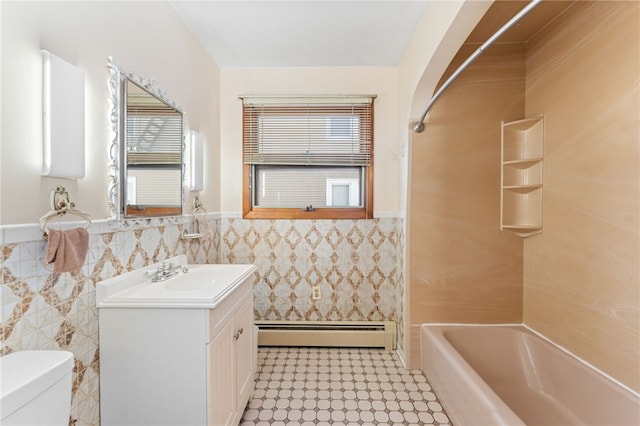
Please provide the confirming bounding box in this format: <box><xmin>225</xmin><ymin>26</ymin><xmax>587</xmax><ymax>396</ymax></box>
<box><xmin>193</xmin><ymin>196</ymin><xmax>207</xmax><ymax>214</ymax></box>
<box><xmin>39</xmin><ymin>209</ymin><xmax>92</xmax><ymax>235</ymax></box>
<box><xmin>39</xmin><ymin>186</ymin><xmax>92</xmax><ymax>235</ymax></box>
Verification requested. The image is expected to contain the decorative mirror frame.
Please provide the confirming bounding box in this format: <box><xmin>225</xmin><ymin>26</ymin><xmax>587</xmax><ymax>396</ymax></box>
<box><xmin>107</xmin><ymin>57</ymin><xmax>186</xmax><ymax>228</ymax></box>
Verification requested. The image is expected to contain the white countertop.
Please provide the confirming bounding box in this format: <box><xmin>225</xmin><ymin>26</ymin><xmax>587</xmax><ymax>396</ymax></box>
<box><xmin>96</xmin><ymin>256</ymin><xmax>256</xmax><ymax>309</ymax></box>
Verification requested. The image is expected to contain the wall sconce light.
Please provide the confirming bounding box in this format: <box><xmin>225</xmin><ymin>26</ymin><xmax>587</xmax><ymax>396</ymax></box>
<box><xmin>42</xmin><ymin>50</ymin><xmax>85</xmax><ymax>179</ymax></box>
<box><xmin>190</xmin><ymin>130</ymin><xmax>204</xmax><ymax>191</ymax></box>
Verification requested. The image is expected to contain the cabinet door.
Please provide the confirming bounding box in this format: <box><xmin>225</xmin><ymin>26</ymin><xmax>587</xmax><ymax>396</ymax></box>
<box><xmin>235</xmin><ymin>297</ymin><xmax>255</xmax><ymax>407</ymax></box>
<box><xmin>207</xmin><ymin>318</ymin><xmax>236</xmax><ymax>426</ymax></box>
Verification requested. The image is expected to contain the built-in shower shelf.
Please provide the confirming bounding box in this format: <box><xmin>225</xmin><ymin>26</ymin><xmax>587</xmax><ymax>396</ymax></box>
<box><xmin>503</xmin><ymin>184</ymin><xmax>543</xmax><ymax>193</ymax></box>
<box><xmin>502</xmin><ymin>225</ymin><xmax>542</xmax><ymax>231</ymax></box>
<box><xmin>500</xmin><ymin>116</ymin><xmax>544</xmax><ymax>238</ymax></box>
<box><xmin>503</xmin><ymin>158</ymin><xmax>543</xmax><ymax>168</ymax></box>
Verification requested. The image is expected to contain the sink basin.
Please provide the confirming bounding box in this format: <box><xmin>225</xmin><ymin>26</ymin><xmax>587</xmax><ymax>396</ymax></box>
<box><xmin>95</xmin><ymin>257</ymin><xmax>256</xmax><ymax>308</ymax></box>
<box><xmin>162</xmin><ymin>268</ymin><xmax>216</xmax><ymax>291</ymax></box>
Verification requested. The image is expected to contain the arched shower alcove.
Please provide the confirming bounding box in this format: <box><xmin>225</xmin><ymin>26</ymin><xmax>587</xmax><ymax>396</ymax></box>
<box><xmin>404</xmin><ymin>0</ymin><xmax>640</xmax><ymax>394</ymax></box>
<box><xmin>404</xmin><ymin>1</ymin><xmax>577</xmax><ymax>367</ymax></box>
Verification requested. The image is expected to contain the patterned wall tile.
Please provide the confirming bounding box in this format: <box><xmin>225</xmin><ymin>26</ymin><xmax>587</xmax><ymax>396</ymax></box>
<box><xmin>395</xmin><ymin>219</ymin><xmax>406</xmax><ymax>353</ymax></box>
<box><xmin>220</xmin><ymin>218</ymin><xmax>402</xmax><ymax>324</ymax></box>
<box><xmin>0</xmin><ymin>218</ymin><xmax>217</xmax><ymax>426</ymax></box>
<box><xmin>1</xmin><ymin>213</ymin><xmax>404</xmax><ymax>426</ymax></box>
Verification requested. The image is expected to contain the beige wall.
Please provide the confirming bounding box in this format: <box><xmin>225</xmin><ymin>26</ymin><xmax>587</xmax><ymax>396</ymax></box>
<box><xmin>523</xmin><ymin>1</ymin><xmax>640</xmax><ymax>392</ymax></box>
<box><xmin>0</xmin><ymin>1</ymin><xmax>220</xmax><ymax>225</ymax></box>
<box><xmin>0</xmin><ymin>3</ymin><xmax>220</xmax><ymax>423</ymax></box>
<box><xmin>397</xmin><ymin>0</ymin><xmax>492</xmax><ymax>365</ymax></box>
<box><xmin>408</xmin><ymin>43</ymin><xmax>526</xmax><ymax>365</ymax></box>
<box><xmin>219</xmin><ymin>67</ymin><xmax>399</xmax><ymax>216</ymax></box>
<box><xmin>217</xmin><ymin>67</ymin><xmax>407</xmax><ymax>355</ymax></box>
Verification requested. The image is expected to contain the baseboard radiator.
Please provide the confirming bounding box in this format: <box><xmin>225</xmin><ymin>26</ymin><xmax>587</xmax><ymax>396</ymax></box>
<box><xmin>255</xmin><ymin>320</ymin><xmax>397</xmax><ymax>351</ymax></box>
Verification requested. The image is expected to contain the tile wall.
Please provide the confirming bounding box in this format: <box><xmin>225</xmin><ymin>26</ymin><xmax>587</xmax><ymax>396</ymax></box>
<box><xmin>221</xmin><ymin>218</ymin><xmax>403</xmax><ymax>323</ymax></box>
<box><xmin>0</xmin><ymin>215</ymin><xmax>403</xmax><ymax>425</ymax></box>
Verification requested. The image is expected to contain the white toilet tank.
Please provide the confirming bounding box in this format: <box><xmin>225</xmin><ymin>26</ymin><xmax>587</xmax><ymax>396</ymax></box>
<box><xmin>0</xmin><ymin>350</ymin><xmax>74</xmax><ymax>426</ymax></box>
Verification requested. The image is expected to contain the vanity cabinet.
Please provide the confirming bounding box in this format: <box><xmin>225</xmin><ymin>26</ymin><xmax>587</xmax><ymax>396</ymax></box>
<box><xmin>500</xmin><ymin>116</ymin><xmax>544</xmax><ymax>237</ymax></box>
<box><xmin>208</xmin><ymin>296</ymin><xmax>255</xmax><ymax>425</ymax></box>
<box><xmin>98</xmin><ymin>273</ymin><xmax>256</xmax><ymax>426</ymax></box>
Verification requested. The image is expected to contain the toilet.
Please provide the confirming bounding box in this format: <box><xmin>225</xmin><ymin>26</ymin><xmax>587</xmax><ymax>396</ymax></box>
<box><xmin>0</xmin><ymin>350</ymin><xmax>74</xmax><ymax>425</ymax></box>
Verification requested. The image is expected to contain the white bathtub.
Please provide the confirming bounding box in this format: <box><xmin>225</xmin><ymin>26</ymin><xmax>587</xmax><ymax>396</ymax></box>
<box><xmin>421</xmin><ymin>325</ymin><xmax>640</xmax><ymax>426</ymax></box>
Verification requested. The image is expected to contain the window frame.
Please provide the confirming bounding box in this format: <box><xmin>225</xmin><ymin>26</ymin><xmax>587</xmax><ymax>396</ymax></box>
<box><xmin>241</xmin><ymin>96</ymin><xmax>374</xmax><ymax>220</ymax></box>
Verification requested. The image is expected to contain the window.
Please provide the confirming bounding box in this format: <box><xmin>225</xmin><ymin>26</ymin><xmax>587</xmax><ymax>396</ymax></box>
<box><xmin>241</xmin><ymin>96</ymin><xmax>375</xmax><ymax>219</ymax></box>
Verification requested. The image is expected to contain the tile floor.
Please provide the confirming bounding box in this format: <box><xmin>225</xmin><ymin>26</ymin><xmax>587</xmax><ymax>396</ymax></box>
<box><xmin>240</xmin><ymin>347</ymin><xmax>452</xmax><ymax>426</ymax></box>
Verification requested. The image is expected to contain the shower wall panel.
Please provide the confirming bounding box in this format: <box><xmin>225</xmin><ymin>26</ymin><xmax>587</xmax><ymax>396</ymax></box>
<box><xmin>523</xmin><ymin>0</ymin><xmax>640</xmax><ymax>393</ymax></box>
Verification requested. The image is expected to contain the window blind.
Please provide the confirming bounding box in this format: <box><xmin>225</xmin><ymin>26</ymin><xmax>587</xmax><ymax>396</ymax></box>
<box><xmin>242</xmin><ymin>96</ymin><xmax>374</xmax><ymax>166</ymax></box>
<box><xmin>126</xmin><ymin>98</ymin><xmax>183</xmax><ymax>165</ymax></box>
<box><xmin>127</xmin><ymin>168</ymin><xmax>182</xmax><ymax>206</ymax></box>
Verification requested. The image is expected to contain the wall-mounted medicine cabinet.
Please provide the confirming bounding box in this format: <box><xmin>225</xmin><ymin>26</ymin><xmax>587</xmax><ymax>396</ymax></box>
<box><xmin>500</xmin><ymin>116</ymin><xmax>544</xmax><ymax>237</ymax></box>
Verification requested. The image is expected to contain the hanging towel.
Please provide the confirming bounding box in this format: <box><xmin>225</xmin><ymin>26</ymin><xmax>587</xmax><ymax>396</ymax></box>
<box><xmin>45</xmin><ymin>228</ymin><xmax>89</xmax><ymax>273</ymax></box>
<box><xmin>194</xmin><ymin>215</ymin><xmax>213</xmax><ymax>239</ymax></box>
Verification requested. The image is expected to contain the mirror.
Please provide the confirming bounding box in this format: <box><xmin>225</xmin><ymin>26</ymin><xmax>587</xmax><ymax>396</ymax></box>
<box><xmin>107</xmin><ymin>57</ymin><xmax>184</xmax><ymax>221</ymax></box>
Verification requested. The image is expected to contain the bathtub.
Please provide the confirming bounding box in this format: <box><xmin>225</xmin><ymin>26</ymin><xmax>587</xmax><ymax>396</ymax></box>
<box><xmin>421</xmin><ymin>325</ymin><xmax>640</xmax><ymax>426</ymax></box>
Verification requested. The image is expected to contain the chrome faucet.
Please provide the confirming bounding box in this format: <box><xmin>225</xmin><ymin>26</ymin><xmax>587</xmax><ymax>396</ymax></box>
<box><xmin>148</xmin><ymin>262</ymin><xmax>189</xmax><ymax>282</ymax></box>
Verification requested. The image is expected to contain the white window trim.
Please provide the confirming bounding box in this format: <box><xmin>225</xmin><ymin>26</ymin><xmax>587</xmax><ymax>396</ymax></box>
<box><xmin>326</xmin><ymin>178</ymin><xmax>360</xmax><ymax>207</ymax></box>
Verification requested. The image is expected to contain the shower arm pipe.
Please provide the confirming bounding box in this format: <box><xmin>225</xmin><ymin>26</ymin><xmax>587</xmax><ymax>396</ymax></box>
<box><xmin>412</xmin><ymin>0</ymin><xmax>543</xmax><ymax>133</ymax></box>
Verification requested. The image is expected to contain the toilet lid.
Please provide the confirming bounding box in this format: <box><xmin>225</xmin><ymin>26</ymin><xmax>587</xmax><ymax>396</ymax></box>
<box><xmin>0</xmin><ymin>350</ymin><xmax>73</xmax><ymax>420</ymax></box>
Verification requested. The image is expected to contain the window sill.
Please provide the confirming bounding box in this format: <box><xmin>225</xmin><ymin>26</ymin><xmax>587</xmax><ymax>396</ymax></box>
<box><xmin>243</xmin><ymin>208</ymin><xmax>370</xmax><ymax>220</ymax></box>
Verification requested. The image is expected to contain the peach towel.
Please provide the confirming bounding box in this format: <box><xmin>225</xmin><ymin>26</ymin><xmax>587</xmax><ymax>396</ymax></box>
<box><xmin>45</xmin><ymin>228</ymin><xmax>89</xmax><ymax>273</ymax></box>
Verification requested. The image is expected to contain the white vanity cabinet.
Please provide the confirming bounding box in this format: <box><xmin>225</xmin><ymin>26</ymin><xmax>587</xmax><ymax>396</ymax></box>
<box><xmin>208</xmin><ymin>296</ymin><xmax>255</xmax><ymax>425</ymax></box>
<box><xmin>97</xmin><ymin>263</ymin><xmax>257</xmax><ymax>426</ymax></box>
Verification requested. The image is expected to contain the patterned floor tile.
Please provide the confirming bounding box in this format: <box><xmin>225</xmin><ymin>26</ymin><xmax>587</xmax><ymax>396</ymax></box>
<box><xmin>241</xmin><ymin>347</ymin><xmax>451</xmax><ymax>426</ymax></box>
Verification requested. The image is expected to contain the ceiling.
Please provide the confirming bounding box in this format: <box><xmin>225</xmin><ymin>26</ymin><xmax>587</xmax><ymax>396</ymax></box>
<box><xmin>169</xmin><ymin>1</ymin><xmax>430</xmax><ymax>67</ymax></box>
<box><xmin>464</xmin><ymin>0</ymin><xmax>576</xmax><ymax>44</ymax></box>
<box><xmin>169</xmin><ymin>1</ymin><xmax>577</xmax><ymax>68</ymax></box>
